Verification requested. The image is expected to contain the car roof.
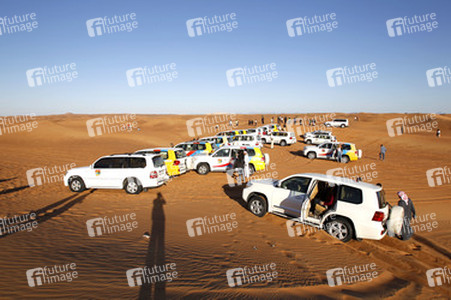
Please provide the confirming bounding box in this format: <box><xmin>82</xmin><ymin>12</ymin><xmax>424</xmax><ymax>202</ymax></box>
<box><xmin>103</xmin><ymin>153</ymin><xmax>160</xmax><ymax>159</ymax></box>
<box><xmin>296</xmin><ymin>173</ymin><xmax>381</xmax><ymax>191</ymax></box>
<box><xmin>135</xmin><ymin>147</ymin><xmax>183</xmax><ymax>152</ymax></box>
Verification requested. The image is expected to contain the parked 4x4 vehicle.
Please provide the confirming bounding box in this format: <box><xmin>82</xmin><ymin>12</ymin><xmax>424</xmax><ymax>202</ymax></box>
<box><xmin>193</xmin><ymin>146</ymin><xmax>268</xmax><ymax>175</ymax></box>
<box><xmin>325</xmin><ymin>119</ymin><xmax>349</xmax><ymax>128</ymax></box>
<box><xmin>302</xmin><ymin>130</ymin><xmax>332</xmax><ymax>139</ymax></box>
<box><xmin>242</xmin><ymin>173</ymin><xmax>399</xmax><ymax>242</ymax></box>
<box><xmin>262</xmin><ymin>131</ymin><xmax>296</xmax><ymax>146</ymax></box>
<box><xmin>230</xmin><ymin>134</ymin><xmax>263</xmax><ymax>148</ymax></box>
<box><xmin>304</xmin><ymin>133</ymin><xmax>336</xmax><ymax>145</ymax></box>
<box><xmin>174</xmin><ymin>142</ymin><xmax>213</xmax><ymax>157</ymax></box>
<box><xmin>134</xmin><ymin>148</ymin><xmax>190</xmax><ymax>176</ymax></box>
<box><xmin>303</xmin><ymin>142</ymin><xmax>362</xmax><ymax>163</ymax></box>
<box><xmin>64</xmin><ymin>154</ymin><xmax>169</xmax><ymax>194</ymax></box>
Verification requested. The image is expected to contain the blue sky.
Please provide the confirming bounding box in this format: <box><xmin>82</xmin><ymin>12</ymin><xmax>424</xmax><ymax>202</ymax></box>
<box><xmin>0</xmin><ymin>0</ymin><xmax>450</xmax><ymax>115</ymax></box>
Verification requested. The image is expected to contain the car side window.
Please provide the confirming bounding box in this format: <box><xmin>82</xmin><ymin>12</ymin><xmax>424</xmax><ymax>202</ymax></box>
<box><xmin>280</xmin><ymin>177</ymin><xmax>311</xmax><ymax>193</ymax></box>
<box><xmin>129</xmin><ymin>158</ymin><xmax>146</xmax><ymax>168</ymax></box>
<box><xmin>213</xmin><ymin>149</ymin><xmax>230</xmax><ymax>157</ymax></box>
<box><xmin>342</xmin><ymin>144</ymin><xmax>351</xmax><ymax>151</ymax></box>
<box><xmin>338</xmin><ymin>185</ymin><xmax>363</xmax><ymax>204</ymax></box>
<box><xmin>94</xmin><ymin>158</ymin><xmax>124</xmax><ymax>169</ymax></box>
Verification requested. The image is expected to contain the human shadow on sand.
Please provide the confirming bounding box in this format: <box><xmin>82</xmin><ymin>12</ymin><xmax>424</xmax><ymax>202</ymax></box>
<box><xmin>0</xmin><ymin>177</ymin><xmax>17</xmax><ymax>183</ymax></box>
<box><xmin>138</xmin><ymin>192</ymin><xmax>166</xmax><ymax>300</ymax></box>
<box><xmin>0</xmin><ymin>190</ymin><xmax>95</xmax><ymax>239</ymax></box>
<box><xmin>0</xmin><ymin>185</ymin><xmax>29</xmax><ymax>195</ymax></box>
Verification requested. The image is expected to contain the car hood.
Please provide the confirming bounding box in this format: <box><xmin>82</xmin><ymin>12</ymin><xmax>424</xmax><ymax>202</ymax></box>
<box><xmin>249</xmin><ymin>178</ymin><xmax>277</xmax><ymax>186</ymax></box>
<box><xmin>303</xmin><ymin>145</ymin><xmax>318</xmax><ymax>151</ymax></box>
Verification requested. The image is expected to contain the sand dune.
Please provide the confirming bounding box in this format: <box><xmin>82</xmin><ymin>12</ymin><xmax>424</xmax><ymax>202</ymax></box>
<box><xmin>0</xmin><ymin>113</ymin><xmax>450</xmax><ymax>299</ymax></box>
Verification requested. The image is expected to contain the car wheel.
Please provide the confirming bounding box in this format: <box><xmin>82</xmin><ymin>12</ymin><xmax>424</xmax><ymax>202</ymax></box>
<box><xmin>306</xmin><ymin>140</ymin><xmax>312</xmax><ymax>144</ymax></box>
<box><xmin>248</xmin><ymin>195</ymin><xmax>267</xmax><ymax>217</ymax></box>
<box><xmin>69</xmin><ymin>176</ymin><xmax>86</xmax><ymax>193</ymax></box>
<box><xmin>340</xmin><ymin>124</ymin><xmax>345</xmax><ymax>128</ymax></box>
<box><xmin>341</xmin><ymin>156</ymin><xmax>350</xmax><ymax>163</ymax></box>
<box><xmin>280</xmin><ymin>140</ymin><xmax>287</xmax><ymax>146</ymax></box>
<box><xmin>307</xmin><ymin>152</ymin><xmax>316</xmax><ymax>159</ymax></box>
<box><xmin>196</xmin><ymin>163</ymin><xmax>210</xmax><ymax>175</ymax></box>
<box><xmin>249</xmin><ymin>164</ymin><xmax>256</xmax><ymax>175</ymax></box>
<box><xmin>261</xmin><ymin>138</ymin><xmax>267</xmax><ymax>144</ymax></box>
<box><xmin>124</xmin><ymin>178</ymin><xmax>143</xmax><ymax>194</ymax></box>
<box><xmin>326</xmin><ymin>217</ymin><xmax>353</xmax><ymax>242</ymax></box>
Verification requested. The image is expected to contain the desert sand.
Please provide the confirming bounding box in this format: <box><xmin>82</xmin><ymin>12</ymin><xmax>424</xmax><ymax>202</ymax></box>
<box><xmin>0</xmin><ymin>113</ymin><xmax>450</xmax><ymax>299</ymax></box>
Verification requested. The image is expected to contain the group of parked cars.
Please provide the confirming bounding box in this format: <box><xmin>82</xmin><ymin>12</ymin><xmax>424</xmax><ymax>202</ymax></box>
<box><xmin>64</xmin><ymin>124</ymin><xmax>287</xmax><ymax>195</ymax></box>
<box><xmin>63</xmin><ymin>117</ymin><xmax>399</xmax><ymax>243</ymax></box>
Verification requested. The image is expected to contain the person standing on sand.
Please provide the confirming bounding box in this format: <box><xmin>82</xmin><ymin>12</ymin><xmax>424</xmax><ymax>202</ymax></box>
<box><xmin>397</xmin><ymin>191</ymin><xmax>416</xmax><ymax>240</ymax></box>
<box><xmin>271</xmin><ymin>117</ymin><xmax>274</xmax><ymax>123</ymax></box>
<box><xmin>243</xmin><ymin>151</ymin><xmax>250</xmax><ymax>181</ymax></box>
<box><xmin>261</xmin><ymin>116</ymin><xmax>264</xmax><ymax>125</ymax></box>
<box><xmin>254</xmin><ymin>119</ymin><xmax>258</xmax><ymax>127</ymax></box>
<box><xmin>336</xmin><ymin>144</ymin><xmax>342</xmax><ymax>163</ymax></box>
<box><xmin>436</xmin><ymin>129</ymin><xmax>441</xmax><ymax>138</ymax></box>
<box><xmin>379</xmin><ymin>144</ymin><xmax>387</xmax><ymax>161</ymax></box>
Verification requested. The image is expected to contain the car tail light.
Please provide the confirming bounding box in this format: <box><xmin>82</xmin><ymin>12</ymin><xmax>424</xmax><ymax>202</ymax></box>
<box><xmin>372</xmin><ymin>212</ymin><xmax>384</xmax><ymax>222</ymax></box>
<box><xmin>150</xmin><ymin>171</ymin><xmax>158</xmax><ymax>179</ymax></box>
<box><xmin>174</xmin><ymin>160</ymin><xmax>180</xmax><ymax>166</ymax></box>
<box><xmin>289</xmin><ymin>137</ymin><xmax>293</xmax><ymax>139</ymax></box>
<box><xmin>262</xmin><ymin>155</ymin><xmax>265</xmax><ymax>162</ymax></box>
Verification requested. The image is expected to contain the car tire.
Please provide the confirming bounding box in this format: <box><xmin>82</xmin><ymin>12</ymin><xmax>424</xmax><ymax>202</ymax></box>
<box><xmin>249</xmin><ymin>164</ymin><xmax>256</xmax><ymax>175</ymax></box>
<box><xmin>307</xmin><ymin>152</ymin><xmax>316</xmax><ymax>160</ymax></box>
<box><xmin>248</xmin><ymin>195</ymin><xmax>267</xmax><ymax>217</ymax></box>
<box><xmin>280</xmin><ymin>140</ymin><xmax>287</xmax><ymax>146</ymax></box>
<box><xmin>196</xmin><ymin>163</ymin><xmax>210</xmax><ymax>175</ymax></box>
<box><xmin>340</xmin><ymin>124</ymin><xmax>345</xmax><ymax>128</ymax></box>
<box><xmin>341</xmin><ymin>156</ymin><xmax>350</xmax><ymax>163</ymax></box>
<box><xmin>326</xmin><ymin>217</ymin><xmax>353</xmax><ymax>242</ymax></box>
<box><xmin>306</xmin><ymin>140</ymin><xmax>312</xmax><ymax>144</ymax></box>
<box><xmin>261</xmin><ymin>138</ymin><xmax>267</xmax><ymax>144</ymax></box>
<box><xmin>69</xmin><ymin>176</ymin><xmax>86</xmax><ymax>193</ymax></box>
<box><xmin>124</xmin><ymin>178</ymin><xmax>143</xmax><ymax>194</ymax></box>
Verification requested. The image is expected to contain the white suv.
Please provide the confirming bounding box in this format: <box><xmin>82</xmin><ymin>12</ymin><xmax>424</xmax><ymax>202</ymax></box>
<box><xmin>64</xmin><ymin>154</ymin><xmax>169</xmax><ymax>194</ymax></box>
<box><xmin>242</xmin><ymin>173</ymin><xmax>397</xmax><ymax>242</ymax></box>
<box><xmin>303</xmin><ymin>130</ymin><xmax>332</xmax><ymax>139</ymax></box>
<box><xmin>325</xmin><ymin>119</ymin><xmax>349</xmax><ymax>128</ymax></box>
<box><xmin>304</xmin><ymin>133</ymin><xmax>336</xmax><ymax>145</ymax></box>
<box><xmin>262</xmin><ymin>131</ymin><xmax>296</xmax><ymax>146</ymax></box>
<box><xmin>230</xmin><ymin>134</ymin><xmax>262</xmax><ymax>148</ymax></box>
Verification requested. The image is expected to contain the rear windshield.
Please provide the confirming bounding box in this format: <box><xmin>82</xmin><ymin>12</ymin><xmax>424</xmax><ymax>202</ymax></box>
<box><xmin>342</xmin><ymin>144</ymin><xmax>351</xmax><ymax>151</ymax></box>
<box><xmin>246</xmin><ymin>149</ymin><xmax>256</xmax><ymax>156</ymax></box>
<box><xmin>152</xmin><ymin>156</ymin><xmax>165</xmax><ymax>168</ymax></box>
<box><xmin>377</xmin><ymin>190</ymin><xmax>387</xmax><ymax>209</ymax></box>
